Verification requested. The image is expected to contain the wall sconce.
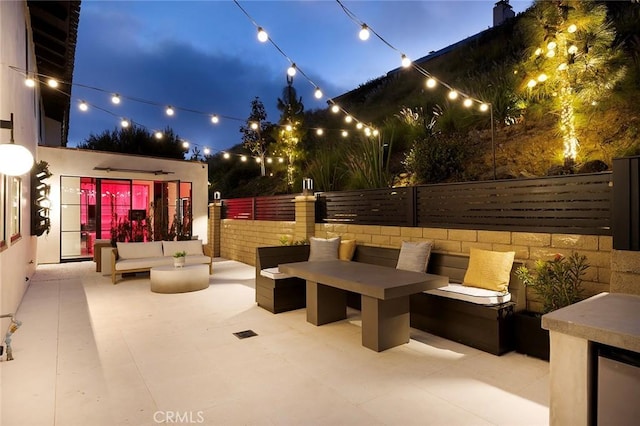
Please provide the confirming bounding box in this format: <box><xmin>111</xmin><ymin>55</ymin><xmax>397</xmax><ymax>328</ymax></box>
<box><xmin>0</xmin><ymin>113</ymin><xmax>34</xmax><ymax>176</ymax></box>
<box><xmin>302</xmin><ymin>178</ymin><xmax>313</xmax><ymax>195</ymax></box>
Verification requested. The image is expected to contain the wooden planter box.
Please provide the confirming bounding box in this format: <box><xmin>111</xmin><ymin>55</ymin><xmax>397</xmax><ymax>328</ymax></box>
<box><xmin>514</xmin><ymin>311</ymin><xmax>550</xmax><ymax>361</ymax></box>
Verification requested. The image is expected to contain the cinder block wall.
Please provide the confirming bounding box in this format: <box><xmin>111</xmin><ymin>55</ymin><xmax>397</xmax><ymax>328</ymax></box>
<box><xmin>219</xmin><ymin>219</ymin><xmax>296</xmax><ymax>266</ymax></box>
<box><xmin>315</xmin><ymin>224</ymin><xmax>612</xmax><ymax>313</ymax></box>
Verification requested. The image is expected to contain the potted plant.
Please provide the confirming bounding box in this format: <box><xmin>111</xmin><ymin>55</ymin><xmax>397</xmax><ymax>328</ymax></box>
<box><xmin>514</xmin><ymin>252</ymin><xmax>589</xmax><ymax>360</ymax></box>
<box><xmin>173</xmin><ymin>250</ymin><xmax>187</xmax><ymax>268</ymax></box>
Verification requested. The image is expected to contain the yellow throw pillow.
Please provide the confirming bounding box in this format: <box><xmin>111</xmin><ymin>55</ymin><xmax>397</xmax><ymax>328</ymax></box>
<box><xmin>339</xmin><ymin>239</ymin><xmax>356</xmax><ymax>261</ymax></box>
<box><xmin>463</xmin><ymin>248</ymin><xmax>515</xmax><ymax>293</ymax></box>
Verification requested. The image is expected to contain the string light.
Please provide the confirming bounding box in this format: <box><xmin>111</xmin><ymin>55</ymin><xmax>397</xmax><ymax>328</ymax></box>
<box><xmin>285</xmin><ymin>124</ymin><xmax>293</xmax><ymax>131</ymax></box>
<box><xmin>111</xmin><ymin>94</ymin><xmax>121</xmax><ymax>104</ymax></box>
<box><xmin>314</xmin><ymin>87</ymin><xmax>323</xmax><ymax>99</ymax></box>
<box><xmin>211</xmin><ymin>114</ymin><xmax>219</xmax><ymax>124</ymax></box>
<box><xmin>240</xmin><ymin>155</ymin><xmax>247</xmax><ymax>162</ymax></box>
<box><xmin>287</xmin><ymin>63</ymin><xmax>297</xmax><ymax>77</ymax></box>
<box><xmin>250</xmin><ymin>122</ymin><xmax>258</xmax><ymax>130</ymax></box>
<box><xmin>359</xmin><ymin>24</ymin><xmax>370</xmax><ymax>41</ymax></box>
<box><xmin>331</xmin><ymin>105</ymin><xmax>340</xmax><ymax>113</ymax></box>
<box><xmin>567</xmin><ymin>24</ymin><xmax>577</xmax><ymax>33</ymax></box>
<box><xmin>463</xmin><ymin>98</ymin><xmax>473</xmax><ymax>108</ymax></box>
<box><xmin>426</xmin><ymin>78</ymin><xmax>437</xmax><ymax>88</ymax></box>
<box><xmin>568</xmin><ymin>45</ymin><xmax>578</xmax><ymax>54</ymax></box>
<box><xmin>203</xmin><ymin>147</ymin><xmax>210</xmax><ymax>155</ymax></box>
<box><xmin>448</xmin><ymin>90</ymin><xmax>458</xmax><ymax>100</ymax></box>
<box><xmin>537</xmin><ymin>73</ymin><xmax>548</xmax><ymax>82</ymax></box>
<box><xmin>341</xmin><ymin>130</ymin><xmax>348</xmax><ymax>137</ymax></box>
<box><xmin>24</xmin><ymin>76</ymin><xmax>35</xmax><ymax>88</ymax></box>
<box><xmin>78</xmin><ymin>100</ymin><xmax>89</xmax><ymax>111</ymax></box>
<box><xmin>257</xmin><ymin>26</ymin><xmax>268</xmax><ymax>42</ymax></box>
<box><xmin>401</xmin><ymin>54</ymin><xmax>411</xmax><ymax>68</ymax></box>
<box><xmin>120</xmin><ymin>119</ymin><xmax>130</xmax><ymax>128</ymax></box>
<box><xmin>316</xmin><ymin>128</ymin><xmax>324</xmax><ymax>135</ymax></box>
<box><xmin>547</xmin><ymin>41</ymin><xmax>557</xmax><ymax>50</ymax></box>
<box><xmin>223</xmin><ymin>152</ymin><xmax>231</xmax><ymax>159</ymax></box>
<box><xmin>48</xmin><ymin>78</ymin><xmax>58</xmax><ymax>88</ymax></box>
<box><xmin>154</xmin><ymin>131</ymin><xmax>163</xmax><ymax>139</ymax></box>
<box><xmin>344</xmin><ymin>115</ymin><xmax>353</xmax><ymax>123</ymax></box>
<box><xmin>181</xmin><ymin>141</ymin><xmax>189</xmax><ymax>148</ymax></box>
<box><xmin>166</xmin><ymin>106</ymin><xmax>175</xmax><ymax>116</ymax></box>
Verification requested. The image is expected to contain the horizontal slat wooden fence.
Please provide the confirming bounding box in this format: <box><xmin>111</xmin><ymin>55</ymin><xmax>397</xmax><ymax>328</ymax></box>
<box><xmin>223</xmin><ymin>173</ymin><xmax>613</xmax><ymax>236</ymax></box>
<box><xmin>223</xmin><ymin>194</ymin><xmax>295</xmax><ymax>221</ymax></box>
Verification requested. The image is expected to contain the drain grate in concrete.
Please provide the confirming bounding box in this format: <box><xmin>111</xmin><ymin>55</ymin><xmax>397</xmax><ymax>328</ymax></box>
<box><xmin>233</xmin><ymin>330</ymin><xmax>258</xmax><ymax>339</ymax></box>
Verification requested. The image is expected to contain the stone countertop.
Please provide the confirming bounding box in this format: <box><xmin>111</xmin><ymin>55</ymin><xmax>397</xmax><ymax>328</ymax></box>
<box><xmin>542</xmin><ymin>292</ymin><xmax>640</xmax><ymax>353</ymax></box>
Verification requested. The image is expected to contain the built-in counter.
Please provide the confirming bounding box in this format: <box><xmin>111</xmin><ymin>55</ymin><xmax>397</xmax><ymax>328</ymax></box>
<box><xmin>542</xmin><ymin>292</ymin><xmax>640</xmax><ymax>425</ymax></box>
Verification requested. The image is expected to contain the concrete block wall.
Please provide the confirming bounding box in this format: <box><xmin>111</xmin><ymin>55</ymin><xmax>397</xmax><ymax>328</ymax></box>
<box><xmin>219</xmin><ymin>219</ymin><xmax>296</xmax><ymax>266</ymax></box>
<box><xmin>315</xmin><ymin>223</ymin><xmax>612</xmax><ymax>313</ymax></box>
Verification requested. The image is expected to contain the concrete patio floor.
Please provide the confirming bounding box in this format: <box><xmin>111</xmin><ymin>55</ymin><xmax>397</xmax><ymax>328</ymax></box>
<box><xmin>1</xmin><ymin>259</ymin><xmax>549</xmax><ymax>425</ymax></box>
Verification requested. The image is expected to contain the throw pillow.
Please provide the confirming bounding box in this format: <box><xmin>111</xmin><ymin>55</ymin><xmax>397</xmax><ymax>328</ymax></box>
<box><xmin>396</xmin><ymin>241</ymin><xmax>432</xmax><ymax>272</ymax></box>
<box><xmin>463</xmin><ymin>248</ymin><xmax>516</xmax><ymax>293</ymax></box>
<box><xmin>308</xmin><ymin>236</ymin><xmax>341</xmax><ymax>261</ymax></box>
<box><xmin>339</xmin><ymin>239</ymin><xmax>356</xmax><ymax>261</ymax></box>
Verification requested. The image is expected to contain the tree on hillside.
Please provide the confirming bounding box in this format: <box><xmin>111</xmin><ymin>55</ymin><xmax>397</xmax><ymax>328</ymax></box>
<box><xmin>239</xmin><ymin>97</ymin><xmax>274</xmax><ymax>177</ymax></box>
<box><xmin>78</xmin><ymin>125</ymin><xmax>186</xmax><ymax>159</ymax></box>
<box><xmin>273</xmin><ymin>76</ymin><xmax>305</xmax><ymax>187</ymax></box>
<box><xmin>517</xmin><ymin>0</ymin><xmax>626</xmax><ymax>168</ymax></box>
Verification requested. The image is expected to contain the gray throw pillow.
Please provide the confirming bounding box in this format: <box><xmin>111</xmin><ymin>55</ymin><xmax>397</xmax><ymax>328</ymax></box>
<box><xmin>308</xmin><ymin>237</ymin><xmax>341</xmax><ymax>261</ymax></box>
<box><xmin>396</xmin><ymin>241</ymin><xmax>432</xmax><ymax>272</ymax></box>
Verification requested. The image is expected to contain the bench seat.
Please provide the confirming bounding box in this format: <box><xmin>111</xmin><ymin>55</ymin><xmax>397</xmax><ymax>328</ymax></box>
<box><xmin>426</xmin><ymin>283</ymin><xmax>511</xmax><ymax>305</ymax></box>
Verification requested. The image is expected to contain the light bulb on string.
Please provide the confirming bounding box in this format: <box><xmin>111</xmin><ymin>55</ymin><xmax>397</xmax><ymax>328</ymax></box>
<box><xmin>211</xmin><ymin>115</ymin><xmax>219</xmax><ymax>124</ymax></box>
<box><xmin>538</xmin><ymin>73</ymin><xmax>548</xmax><ymax>82</ymax></box>
<box><xmin>568</xmin><ymin>45</ymin><xmax>578</xmax><ymax>54</ymax></box>
<box><xmin>255</xmin><ymin>158</ymin><xmax>261</xmax><ymax>163</ymax></box>
<box><xmin>166</xmin><ymin>106</ymin><xmax>175</xmax><ymax>116</ymax></box>
<box><xmin>341</xmin><ymin>130</ymin><xmax>348</xmax><ymax>137</ymax></box>
<box><xmin>401</xmin><ymin>54</ymin><xmax>411</xmax><ymax>68</ymax></box>
<box><xmin>278</xmin><ymin>158</ymin><xmax>284</xmax><ymax>163</ymax></box>
<box><xmin>241</xmin><ymin>155</ymin><xmax>247</xmax><ymax>162</ymax></box>
<box><xmin>314</xmin><ymin>87</ymin><xmax>323</xmax><ymax>99</ymax></box>
<box><xmin>24</xmin><ymin>76</ymin><xmax>35</xmax><ymax>88</ymax></box>
<box><xmin>345</xmin><ymin>115</ymin><xmax>353</xmax><ymax>123</ymax></box>
<box><xmin>527</xmin><ymin>79</ymin><xmax>537</xmax><ymax>88</ymax></box>
<box><xmin>285</xmin><ymin>124</ymin><xmax>293</xmax><ymax>131</ymax></box>
<box><xmin>223</xmin><ymin>152</ymin><xmax>230</xmax><ymax>159</ymax></box>
<box><xmin>287</xmin><ymin>63</ymin><xmax>297</xmax><ymax>77</ymax></box>
<box><xmin>479</xmin><ymin>103</ymin><xmax>489</xmax><ymax>112</ymax></box>
<box><xmin>546</xmin><ymin>49</ymin><xmax>556</xmax><ymax>58</ymax></box>
<box><xmin>154</xmin><ymin>131</ymin><xmax>163</xmax><ymax>139</ymax></box>
<box><xmin>48</xmin><ymin>78</ymin><xmax>58</xmax><ymax>88</ymax></box>
<box><xmin>535</xmin><ymin>48</ymin><xmax>543</xmax><ymax>56</ymax></box>
<box><xmin>558</xmin><ymin>63</ymin><xmax>568</xmax><ymax>71</ymax></box>
<box><xmin>331</xmin><ymin>104</ymin><xmax>340</xmax><ymax>113</ymax></box>
<box><xmin>448</xmin><ymin>90</ymin><xmax>458</xmax><ymax>100</ymax></box>
<box><xmin>111</xmin><ymin>94</ymin><xmax>121</xmax><ymax>104</ymax></box>
<box><xmin>203</xmin><ymin>147</ymin><xmax>210</xmax><ymax>155</ymax></box>
<box><xmin>364</xmin><ymin>128</ymin><xmax>371</xmax><ymax>136</ymax></box>
<box><xmin>426</xmin><ymin>78</ymin><xmax>437</xmax><ymax>88</ymax></box>
<box><xmin>257</xmin><ymin>27</ymin><xmax>268</xmax><ymax>42</ymax></box>
<box><xmin>250</xmin><ymin>122</ymin><xmax>259</xmax><ymax>130</ymax></box>
<box><xmin>182</xmin><ymin>141</ymin><xmax>189</xmax><ymax>149</ymax></box>
<box><xmin>78</xmin><ymin>101</ymin><xmax>89</xmax><ymax>111</ymax></box>
<box><xmin>463</xmin><ymin>98</ymin><xmax>473</xmax><ymax>108</ymax></box>
<box><xmin>356</xmin><ymin>122</ymin><xmax>363</xmax><ymax>130</ymax></box>
<box><xmin>373</xmin><ymin>129</ymin><xmax>379</xmax><ymax>136</ymax></box>
<box><xmin>547</xmin><ymin>41</ymin><xmax>557</xmax><ymax>50</ymax></box>
<box><xmin>121</xmin><ymin>118</ymin><xmax>130</xmax><ymax>128</ymax></box>
<box><xmin>567</xmin><ymin>24</ymin><xmax>577</xmax><ymax>33</ymax></box>
<box><xmin>359</xmin><ymin>24</ymin><xmax>370</xmax><ymax>41</ymax></box>
<box><xmin>316</xmin><ymin>128</ymin><xmax>324</xmax><ymax>136</ymax></box>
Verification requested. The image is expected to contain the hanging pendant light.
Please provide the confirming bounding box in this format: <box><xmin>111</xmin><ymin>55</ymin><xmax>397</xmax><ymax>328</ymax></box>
<box><xmin>0</xmin><ymin>114</ymin><xmax>34</xmax><ymax>176</ymax></box>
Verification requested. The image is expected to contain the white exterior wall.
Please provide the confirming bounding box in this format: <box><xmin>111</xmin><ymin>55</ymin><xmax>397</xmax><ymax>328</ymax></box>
<box><xmin>36</xmin><ymin>146</ymin><xmax>209</xmax><ymax>264</ymax></box>
<box><xmin>0</xmin><ymin>2</ymin><xmax>40</xmax><ymax>331</ymax></box>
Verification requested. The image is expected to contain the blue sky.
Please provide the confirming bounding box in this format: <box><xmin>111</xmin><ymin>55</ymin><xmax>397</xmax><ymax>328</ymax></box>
<box><xmin>68</xmin><ymin>0</ymin><xmax>533</xmax><ymax>154</ymax></box>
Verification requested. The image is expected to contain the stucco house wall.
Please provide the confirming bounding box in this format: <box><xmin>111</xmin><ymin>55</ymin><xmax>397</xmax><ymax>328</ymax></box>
<box><xmin>37</xmin><ymin>146</ymin><xmax>209</xmax><ymax>264</ymax></box>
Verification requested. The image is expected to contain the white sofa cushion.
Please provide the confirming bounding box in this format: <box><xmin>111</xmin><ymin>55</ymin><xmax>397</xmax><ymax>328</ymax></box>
<box><xmin>117</xmin><ymin>241</ymin><xmax>163</xmax><ymax>259</ymax></box>
<box><xmin>184</xmin><ymin>255</ymin><xmax>212</xmax><ymax>265</ymax></box>
<box><xmin>114</xmin><ymin>256</ymin><xmax>170</xmax><ymax>271</ymax></box>
<box><xmin>260</xmin><ymin>267</ymin><xmax>293</xmax><ymax>280</ymax></box>
<box><xmin>162</xmin><ymin>240</ymin><xmax>204</xmax><ymax>257</ymax></box>
<box><xmin>426</xmin><ymin>283</ymin><xmax>511</xmax><ymax>305</ymax></box>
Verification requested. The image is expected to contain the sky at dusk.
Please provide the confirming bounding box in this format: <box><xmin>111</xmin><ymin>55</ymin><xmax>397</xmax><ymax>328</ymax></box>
<box><xmin>68</xmin><ymin>0</ymin><xmax>533</xmax><ymax>155</ymax></box>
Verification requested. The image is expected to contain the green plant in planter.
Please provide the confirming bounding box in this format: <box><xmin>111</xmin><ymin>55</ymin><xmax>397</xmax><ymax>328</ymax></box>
<box><xmin>516</xmin><ymin>252</ymin><xmax>589</xmax><ymax>314</ymax></box>
<box><xmin>173</xmin><ymin>251</ymin><xmax>187</xmax><ymax>258</ymax></box>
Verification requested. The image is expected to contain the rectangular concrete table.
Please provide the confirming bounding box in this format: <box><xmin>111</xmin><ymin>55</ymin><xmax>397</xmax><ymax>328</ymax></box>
<box><xmin>279</xmin><ymin>260</ymin><xmax>447</xmax><ymax>352</ymax></box>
